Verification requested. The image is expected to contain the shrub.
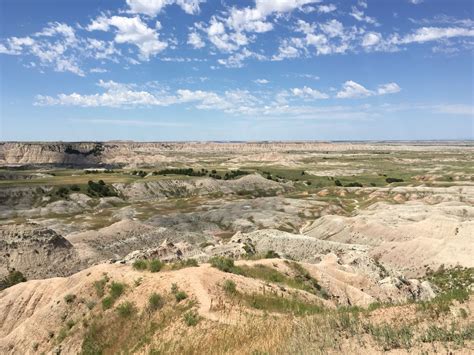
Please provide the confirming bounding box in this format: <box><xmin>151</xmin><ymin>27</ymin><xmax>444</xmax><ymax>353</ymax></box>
<box><xmin>116</xmin><ymin>301</ymin><xmax>136</xmax><ymax>318</ymax></box>
<box><xmin>0</xmin><ymin>270</ymin><xmax>27</xmax><ymax>291</ymax></box>
<box><xmin>149</xmin><ymin>259</ymin><xmax>163</xmax><ymax>273</ymax></box>
<box><xmin>94</xmin><ymin>276</ymin><xmax>109</xmax><ymax>297</ymax></box>
<box><xmin>148</xmin><ymin>259</ymin><xmax>163</xmax><ymax>272</ymax></box>
<box><xmin>148</xmin><ymin>293</ymin><xmax>164</xmax><ymax>311</ymax></box>
<box><xmin>334</xmin><ymin>179</ymin><xmax>343</xmax><ymax>186</ymax></box>
<box><xmin>368</xmin><ymin>323</ymin><xmax>413</xmax><ymax>350</ymax></box>
<box><xmin>223</xmin><ymin>279</ymin><xmax>237</xmax><ymax>295</ymax></box>
<box><xmin>56</xmin><ymin>187</ymin><xmax>70</xmax><ymax>197</ymax></box>
<box><xmin>132</xmin><ymin>259</ymin><xmax>148</xmax><ymax>271</ymax></box>
<box><xmin>264</xmin><ymin>250</ymin><xmax>280</xmax><ymax>259</ymax></box>
<box><xmin>171</xmin><ymin>283</ymin><xmax>179</xmax><ymax>294</ymax></box>
<box><xmin>66</xmin><ymin>319</ymin><xmax>75</xmax><ymax>329</ymax></box>
<box><xmin>102</xmin><ymin>296</ymin><xmax>113</xmax><ymax>310</ymax></box>
<box><xmin>209</xmin><ymin>256</ymin><xmax>237</xmax><ymax>273</ymax></box>
<box><xmin>385</xmin><ymin>177</ymin><xmax>404</xmax><ymax>183</ymax></box>
<box><xmin>70</xmin><ymin>185</ymin><xmax>81</xmax><ymax>192</ymax></box>
<box><xmin>109</xmin><ymin>281</ymin><xmax>125</xmax><ymax>299</ymax></box>
<box><xmin>170</xmin><ymin>258</ymin><xmax>199</xmax><ymax>270</ymax></box>
<box><xmin>183</xmin><ymin>311</ymin><xmax>200</xmax><ymax>326</ymax></box>
<box><xmin>345</xmin><ymin>182</ymin><xmax>363</xmax><ymax>187</ymax></box>
<box><xmin>64</xmin><ymin>294</ymin><xmax>76</xmax><ymax>304</ymax></box>
<box><xmin>175</xmin><ymin>291</ymin><xmax>188</xmax><ymax>302</ymax></box>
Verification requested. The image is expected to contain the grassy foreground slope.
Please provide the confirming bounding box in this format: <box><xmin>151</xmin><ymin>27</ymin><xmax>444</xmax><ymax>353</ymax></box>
<box><xmin>1</xmin><ymin>259</ymin><xmax>472</xmax><ymax>354</ymax></box>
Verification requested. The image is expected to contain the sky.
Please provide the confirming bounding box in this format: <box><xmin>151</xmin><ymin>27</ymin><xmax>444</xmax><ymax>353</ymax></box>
<box><xmin>0</xmin><ymin>0</ymin><xmax>473</xmax><ymax>141</ymax></box>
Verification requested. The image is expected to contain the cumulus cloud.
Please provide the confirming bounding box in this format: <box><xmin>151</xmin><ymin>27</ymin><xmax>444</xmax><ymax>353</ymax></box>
<box><xmin>217</xmin><ymin>48</ymin><xmax>266</xmax><ymax>68</ymax></box>
<box><xmin>254</xmin><ymin>79</ymin><xmax>269</xmax><ymax>84</ymax></box>
<box><xmin>87</xmin><ymin>15</ymin><xmax>167</xmax><ymax>59</ymax></box>
<box><xmin>291</xmin><ymin>86</ymin><xmax>329</xmax><ymax>99</ymax></box>
<box><xmin>126</xmin><ymin>0</ymin><xmax>205</xmax><ymax>16</ymax></box>
<box><xmin>362</xmin><ymin>32</ymin><xmax>381</xmax><ymax>47</ymax></box>
<box><xmin>350</xmin><ymin>6</ymin><xmax>379</xmax><ymax>25</ymax></box>
<box><xmin>0</xmin><ymin>22</ymin><xmax>100</xmax><ymax>75</ymax></box>
<box><xmin>187</xmin><ymin>31</ymin><xmax>205</xmax><ymax>48</ymax></box>
<box><xmin>336</xmin><ymin>81</ymin><xmax>401</xmax><ymax>98</ymax></box>
<box><xmin>198</xmin><ymin>0</ymin><xmax>322</xmax><ymax>62</ymax></box>
<box><xmin>377</xmin><ymin>82</ymin><xmax>401</xmax><ymax>95</ymax></box>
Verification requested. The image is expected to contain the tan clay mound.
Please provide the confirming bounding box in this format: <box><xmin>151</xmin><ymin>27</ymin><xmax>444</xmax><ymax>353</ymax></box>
<box><xmin>305</xmin><ymin>201</ymin><xmax>474</xmax><ymax>276</ymax></box>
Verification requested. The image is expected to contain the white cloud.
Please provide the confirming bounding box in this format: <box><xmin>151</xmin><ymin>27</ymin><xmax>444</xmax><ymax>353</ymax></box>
<box><xmin>377</xmin><ymin>82</ymin><xmax>401</xmax><ymax>95</ymax></box>
<box><xmin>350</xmin><ymin>6</ymin><xmax>378</xmax><ymax>25</ymax></box>
<box><xmin>90</xmin><ymin>67</ymin><xmax>108</xmax><ymax>73</ymax></box>
<box><xmin>409</xmin><ymin>0</ymin><xmax>424</xmax><ymax>4</ymax></box>
<box><xmin>0</xmin><ymin>23</ymin><xmax>88</xmax><ymax>76</ymax></box>
<box><xmin>200</xmin><ymin>0</ymin><xmax>321</xmax><ymax>59</ymax></box>
<box><xmin>316</xmin><ymin>4</ymin><xmax>336</xmax><ymax>13</ymax></box>
<box><xmin>362</xmin><ymin>32</ymin><xmax>381</xmax><ymax>47</ymax></box>
<box><xmin>87</xmin><ymin>16</ymin><xmax>167</xmax><ymax>60</ymax></box>
<box><xmin>187</xmin><ymin>31</ymin><xmax>205</xmax><ymax>48</ymax></box>
<box><xmin>336</xmin><ymin>81</ymin><xmax>401</xmax><ymax>98</ymax></box>
<box><xmin>291</xmin><ymin>86</ymin><xmax>329</xmax><ymax>99</ymax></box>
<box><xmin>396</xmin><ymin>27</ymin><xmax>474</xmax><ymax>44</ymax></box>
<box><xmin>126</xmin><ymin>0</ymin><xmax>205</xmax><ymax>16</ymax></box>
<box><xmin>272</xmin><ymin>40</ymin><xmax>301</xmax><ymax>60</ymax></box>
<box><xmin>336</xmin><ymin>80</ymin><xmax>373</xmax><ymax>99</ymax></box>
<box><xmin>217</xmin><ymin>48</ymin><xmax>266</xmax><ymax>68</ymax></box>
<box><xmin>254</xmin><ymin>79</ymin><xmax>269</xmax><ymax>84</ymax></box>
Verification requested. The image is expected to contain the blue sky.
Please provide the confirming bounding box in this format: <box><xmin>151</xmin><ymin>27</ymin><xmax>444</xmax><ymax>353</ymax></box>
<box><xmin>0</xmin><ymin>0</ymin><xmax>473</xmax><ymax>141</ymax></box>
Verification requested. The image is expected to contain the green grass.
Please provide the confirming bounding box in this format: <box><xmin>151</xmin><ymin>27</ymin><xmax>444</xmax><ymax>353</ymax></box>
<box><xmin>168</xmin><ymin>259</ymin><xmax>199</xmax><ymax>270</ymax></box>
<box><xmin>0</xmin><ymin>270</ymin><xmax>27</xmax><ymax>291</ymax></box>
<box><xmin>175</xmin><ymin>291</ymin><xmax>188</xmax><ymax>302</ymax></box>
<box><xmin>93</xmin><ymin>275</ymin><xmax>109</xmax><ymax>298</ymax></box>
<box><xmin>183</xmin><ymin>310</ymin><xmax>200</xmax><ymax>326</ymax></box>
<box><xmin>242</xmin><ymin>292</ymin><xmax>324</xmax><ymax>316</ymax></box>
<box><xmin>131</xmin><ymin>259</ymin><xmax>163</xmax><ymax>273</ymax></box>
<box><xmin>132</xmin><ymin>259</ymin><xmax>148</xmax><ymax>271</ymax></box>
<box><xmin>149</xmin><ymin>259</ymin><xmax>164</xmax><ymax>273</ymax></box>
<box><xmin>116</xmin><ymin>301</ymin><xmax>137</xmax><ymax>318</ymax></box>
<box><xmin>109</xmin><ymin>281</ymin><xmax>125</xmax><ymax>299</ymax></box>
<box><xmin>148</xmin><ymin>293</ymin><xmax>164</xmax><ymax>311</ymax></box>
<box><xmin>367</xmin><ymin>323</ymin><xmax>414</xmax><ymax>351</ymax></box>
<box><xmin>222</xmin><ymin>279</ymin><xmax>237</xmax><ymax>295</ymax></box>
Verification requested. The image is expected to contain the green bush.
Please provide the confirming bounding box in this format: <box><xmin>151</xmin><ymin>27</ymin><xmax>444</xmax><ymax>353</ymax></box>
<box><xmin>0</xmin><ymin>270</ymin><xmax>27</xmax><ymax>291</ymax></box>
<box><xmin>223</xmin><ymin>279</ymin><xmax>237</xmax><ymax>295</ymax></box>
<box><xmin>171</xmin><ymin>259</ymin><xmax>199</xmax><ymax>269</ymax></box>
<box><xmin>116</xmin><ymin>301</ymin><xmax>136</xmax><ymax>318</ymax></box>
<box><xmin>64</xmin><ymin>294</ymin><xmax>76</xmax><ymax>304</ymax></box>
<box><xmin>183</xmin><ymin>311</ymin><xmax>200</xmax><ymax>326</ymax></box>
<box><xmin>175</xmin><ymin>291</ymin><xmax>188</xmax><ymax>302</ymax></box>
<box><xmin>386</xmin><ymin>177</ymin><xmax>404</xmax><ymax>183</ymax></box>
<box><xmin>209</xmin><ymin>256</ymin><xmax>237</xmax><ymax>273</ymax></box>
<box><xmin>94</xmin><ymin>276</ymin><xmax>109</xmax><ymax>297</ymax></box>
<box><xmin>149</xmin><ymin>259</ymin><xmax>163</xmax><ymax>273</ymax></box>
<box><xmin>148</xmin><ymin>293</ymin><xmax>164</xmax><ymax>311</ymax></box>
<box><xmin>109</xmin><ymin>281</ymin><xmax>125</xmax><ymax>299</ymax></box>
<box><xmin>264</xmin><ymin>250</ymin><xmax>280</xmax><ymax>259</ymax></box>
<box><xmin>102</xmin><ymin>296</ymin><xmax>113</xmax><ymax>310</ymax></box>
<box><xmin>132</xmin><ymin>259</ymin><xmax>148</xmax><ymax>271</ymax></box>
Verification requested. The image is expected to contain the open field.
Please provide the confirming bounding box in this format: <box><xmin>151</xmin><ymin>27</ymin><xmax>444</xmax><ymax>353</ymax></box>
<box><xmin>0</xmin><ymin>141</ymin><xmax>473</xmax><ymax>354</ymax></box>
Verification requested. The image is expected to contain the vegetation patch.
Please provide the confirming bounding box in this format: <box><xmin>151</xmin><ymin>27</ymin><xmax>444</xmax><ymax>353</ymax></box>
<box><xmin>0</xmin><ymin>270</ymin><xmax>27</xmax><ymax>291</ymax></box>
<box><xmin>183</xmin><ymin>310</ymin><xmax>200</xmax><ymax>326</ymax></box>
